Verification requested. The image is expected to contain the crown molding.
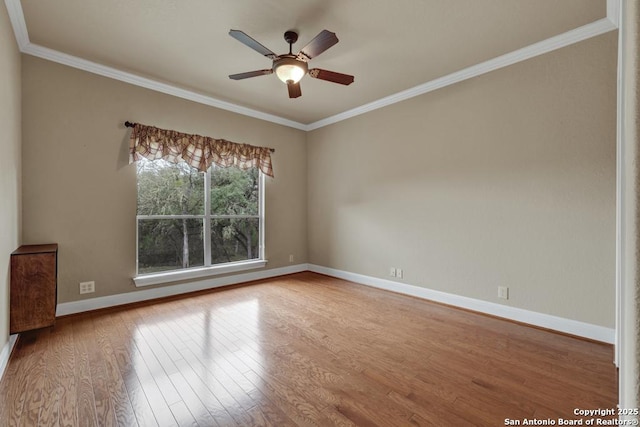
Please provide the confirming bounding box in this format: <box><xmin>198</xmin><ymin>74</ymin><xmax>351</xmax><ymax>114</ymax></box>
<box><xmin>607</xmin><ymin>0</ymin><xmax>620</xmax><ymax>27</ymax></box>
<box><xmin>5</xmin><ymin>0</ymin><xmax>619</xmax><ymax>132</ymax></box>
<box><xmin>20</xmin><ymin>43</ymin><xmax>309</xmax><ymax>131</ymax></box>
<box><xmin>3</xmin><ymin>0</ymin><xmax>307</xmax><ymax>131</ymax></box>
<box><xmin>4</xmin><ymin>0</ymin><xmax>27</xmax><ymax>49</ymax></box>
<box><xmin>306</xmin><ymin>16</ymin><xmax>618</xmax><ymax>130</ymax></box>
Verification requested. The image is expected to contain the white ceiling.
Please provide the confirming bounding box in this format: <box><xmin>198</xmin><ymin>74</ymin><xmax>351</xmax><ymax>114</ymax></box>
<box><xmin>6</xmin><ymin>0</ymin><xmax>618</xmax><ymax>130</ymax></box>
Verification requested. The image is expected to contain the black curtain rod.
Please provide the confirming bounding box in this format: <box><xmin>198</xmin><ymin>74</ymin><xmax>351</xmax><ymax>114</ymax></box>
<box><xmin>124</xmin><ymin>121</ymin><xmax>275</xmax><ymax>153</ymax></box>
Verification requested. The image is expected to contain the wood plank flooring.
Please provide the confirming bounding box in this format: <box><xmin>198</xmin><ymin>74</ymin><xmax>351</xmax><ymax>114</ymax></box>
<box><xmin>0</xmin><ymin>272</ymin><xmax>618</xmax><ymax>426</ymax></box>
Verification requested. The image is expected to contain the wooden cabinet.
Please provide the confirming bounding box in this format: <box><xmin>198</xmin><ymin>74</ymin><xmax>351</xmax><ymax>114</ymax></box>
<box><xmin>10</xmin><ymin>244</ymin><xmax>58</xmax><ymax>334</ymax></box>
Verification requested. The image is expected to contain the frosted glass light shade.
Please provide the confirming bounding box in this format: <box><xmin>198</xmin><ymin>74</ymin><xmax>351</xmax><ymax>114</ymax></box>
<box><xmin>273</xmin><ymin>58</ymin><xmax>308</xmax><ymax>84</ymax></box>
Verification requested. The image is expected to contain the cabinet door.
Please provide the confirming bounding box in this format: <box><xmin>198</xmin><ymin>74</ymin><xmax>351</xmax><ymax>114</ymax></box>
<box><xmin>10</xmin><ymin>252</ymin><xmax>57</xmax><ymax>333</ymax></box>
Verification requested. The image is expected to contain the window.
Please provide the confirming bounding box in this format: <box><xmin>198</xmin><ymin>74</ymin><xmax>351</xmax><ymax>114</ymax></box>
<box><xmin>135</xmin><ymin>158</ymin><xmax>265</xmax><ymax>285</ymax></box>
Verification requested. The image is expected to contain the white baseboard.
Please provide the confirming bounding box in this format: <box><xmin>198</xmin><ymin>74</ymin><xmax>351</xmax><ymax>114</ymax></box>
<box><xmin>55</xmin><ymin>262</ymin><xmax>615</xmax><ymax>344</ymax></box>
<box><xmin>56</xmin><ymin>264</ymin><xmax>308</xmax><ymax>316</ymax></box>
<box><xmin>308</xmin><ymin>264</ymin><xmax>615</xmax><ymax>344</ymax></box>
<box><xmin>0</xmin><ymin>334</ymin><xmax>18</xmax><ymax>381</ymax></box>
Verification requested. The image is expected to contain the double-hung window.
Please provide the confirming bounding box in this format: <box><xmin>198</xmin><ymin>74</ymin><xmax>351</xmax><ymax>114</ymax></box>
<box><xmin>134</xmin><ymin>158</ymin><xmax>265</xmax><ymax>286</ymax></box>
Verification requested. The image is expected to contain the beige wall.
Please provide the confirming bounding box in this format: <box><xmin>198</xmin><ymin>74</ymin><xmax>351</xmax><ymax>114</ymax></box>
<box><xmin>0</xmin><ymin>4</ymin><xmax>22</xmax><ymax>347</ymax></box>
<box><xmin>21</xmin><ymin>56</ymin><xmax>307</xmax><ymax>303</ymax></box>
<box><xmin>20</xmin><ymin>28</ymin><xmax>617</xmax><ymax>329</ymax></box>
<box><xmin>307</xmin><ymin>32</ymin><xmax>617</xmax><ymax>327</ymax></box>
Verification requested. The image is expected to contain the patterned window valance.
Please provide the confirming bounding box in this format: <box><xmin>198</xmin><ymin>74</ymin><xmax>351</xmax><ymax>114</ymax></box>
<box><xmin>128</xmin><ymin>122</ymin><xmax>274</xmax><ymax>177</ymax></box>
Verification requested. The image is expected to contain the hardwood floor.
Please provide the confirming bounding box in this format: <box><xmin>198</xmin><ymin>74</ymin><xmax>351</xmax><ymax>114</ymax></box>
<box><xmin>0</xmin><ymin>272</ymin><xmax>618</xmax><ymax>426</ymax></box>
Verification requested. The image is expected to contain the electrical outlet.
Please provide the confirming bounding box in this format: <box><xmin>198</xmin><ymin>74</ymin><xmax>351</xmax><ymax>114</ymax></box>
<box><xmin>389</xmin><ymin>267</ymin><xmax>397</xmax><ymax>277</ymax></box>
<box><xmin>289</xmin><ymin>254</ymin><xmax>294</xmax><ymax>263</ymax></box>
<box><xmin>396</xmin><ymin>268</ymin><xmax>403</xmax><ymax>279</ymax></box>
<box><xmin>498</xmin><ymin>286</ymin><xmax>509</xmax><ymax>300</ymax></box>
<box><xmin>80</xmin><ymin>281</ymin><xmax>95</xmax><ymax>294</ymax></box>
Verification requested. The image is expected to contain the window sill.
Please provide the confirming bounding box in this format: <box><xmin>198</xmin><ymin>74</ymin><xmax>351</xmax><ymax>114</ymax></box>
<box><xmin>133</xmin><ymin>259</ymin><xmax>268</xmax><ymax>287</ymax></box>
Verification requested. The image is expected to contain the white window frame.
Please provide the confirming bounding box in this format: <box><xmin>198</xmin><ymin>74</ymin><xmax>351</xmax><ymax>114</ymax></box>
<box><xmin>133</xmin><ymin>166</ymin><xmax>266</xmax><ymax>287</ymax></box>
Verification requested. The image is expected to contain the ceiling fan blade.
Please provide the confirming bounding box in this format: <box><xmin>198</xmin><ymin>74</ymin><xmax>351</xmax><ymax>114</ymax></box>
<box><xmin>296</xmin><ymin>30</ymin><xmax>338</xmax><ymax>61</ymax></box>
<box><xmin>229</xmin><ymin>69</ymin><xmax>273</xmax><ymax>80</ymax></box>
<box><xmin>309</xmin><ymin>68</ymin><xmax>354</xmax><ymax>85</ymax></box>
<box><xmin>287</xmin><ymin>81</ymin><xmax>302</xmax><ymax>98</ymax></box>
<box><xmin>229</xmin><ymin>30</ymin><xmax>277</xmax><ymax>60</ymax></box>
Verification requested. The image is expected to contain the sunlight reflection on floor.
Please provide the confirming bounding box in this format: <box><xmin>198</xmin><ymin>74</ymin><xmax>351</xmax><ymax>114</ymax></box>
<box><xmin>131</xmin><ymin>298</ymin><xmax>265</xmax><ymax>419</ymax></box>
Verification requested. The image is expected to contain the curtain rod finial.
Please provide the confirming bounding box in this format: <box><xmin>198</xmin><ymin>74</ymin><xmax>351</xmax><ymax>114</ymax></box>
<box><xmin>124</xmin><ymin>121</ymin><xmax>136</xmax><ymax>128</ymax></box>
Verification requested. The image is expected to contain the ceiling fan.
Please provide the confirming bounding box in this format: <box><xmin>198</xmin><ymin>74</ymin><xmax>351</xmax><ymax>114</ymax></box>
<box><xmin>228</xmin><ymin>29</ymin><xmax>354</xmax><ymax>98</ymax></box>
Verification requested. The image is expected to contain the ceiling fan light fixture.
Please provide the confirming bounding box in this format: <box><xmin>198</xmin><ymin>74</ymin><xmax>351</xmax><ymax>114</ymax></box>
<box><xmin>273</xmin><ymin>57</ymin><xmax>308</xmax><ymax>84</ymax></box>
<box><xmin>229</xmin><ymin>29</ymin><xmax>353</xmax><ymax>98</ymax></box>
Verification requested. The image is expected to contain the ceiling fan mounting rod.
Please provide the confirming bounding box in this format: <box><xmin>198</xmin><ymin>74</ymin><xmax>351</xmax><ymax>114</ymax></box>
<box><xmin>284</xmin><ymin>30</ymin><xmax>298</xmax><ymax>55</ymax></box>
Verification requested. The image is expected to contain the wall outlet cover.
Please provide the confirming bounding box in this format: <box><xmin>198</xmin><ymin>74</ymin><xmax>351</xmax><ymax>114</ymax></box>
<box><xmin>79</xmin><ymin>281</ymin><xmax>95</xmax><ymax>294</ymax></box>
